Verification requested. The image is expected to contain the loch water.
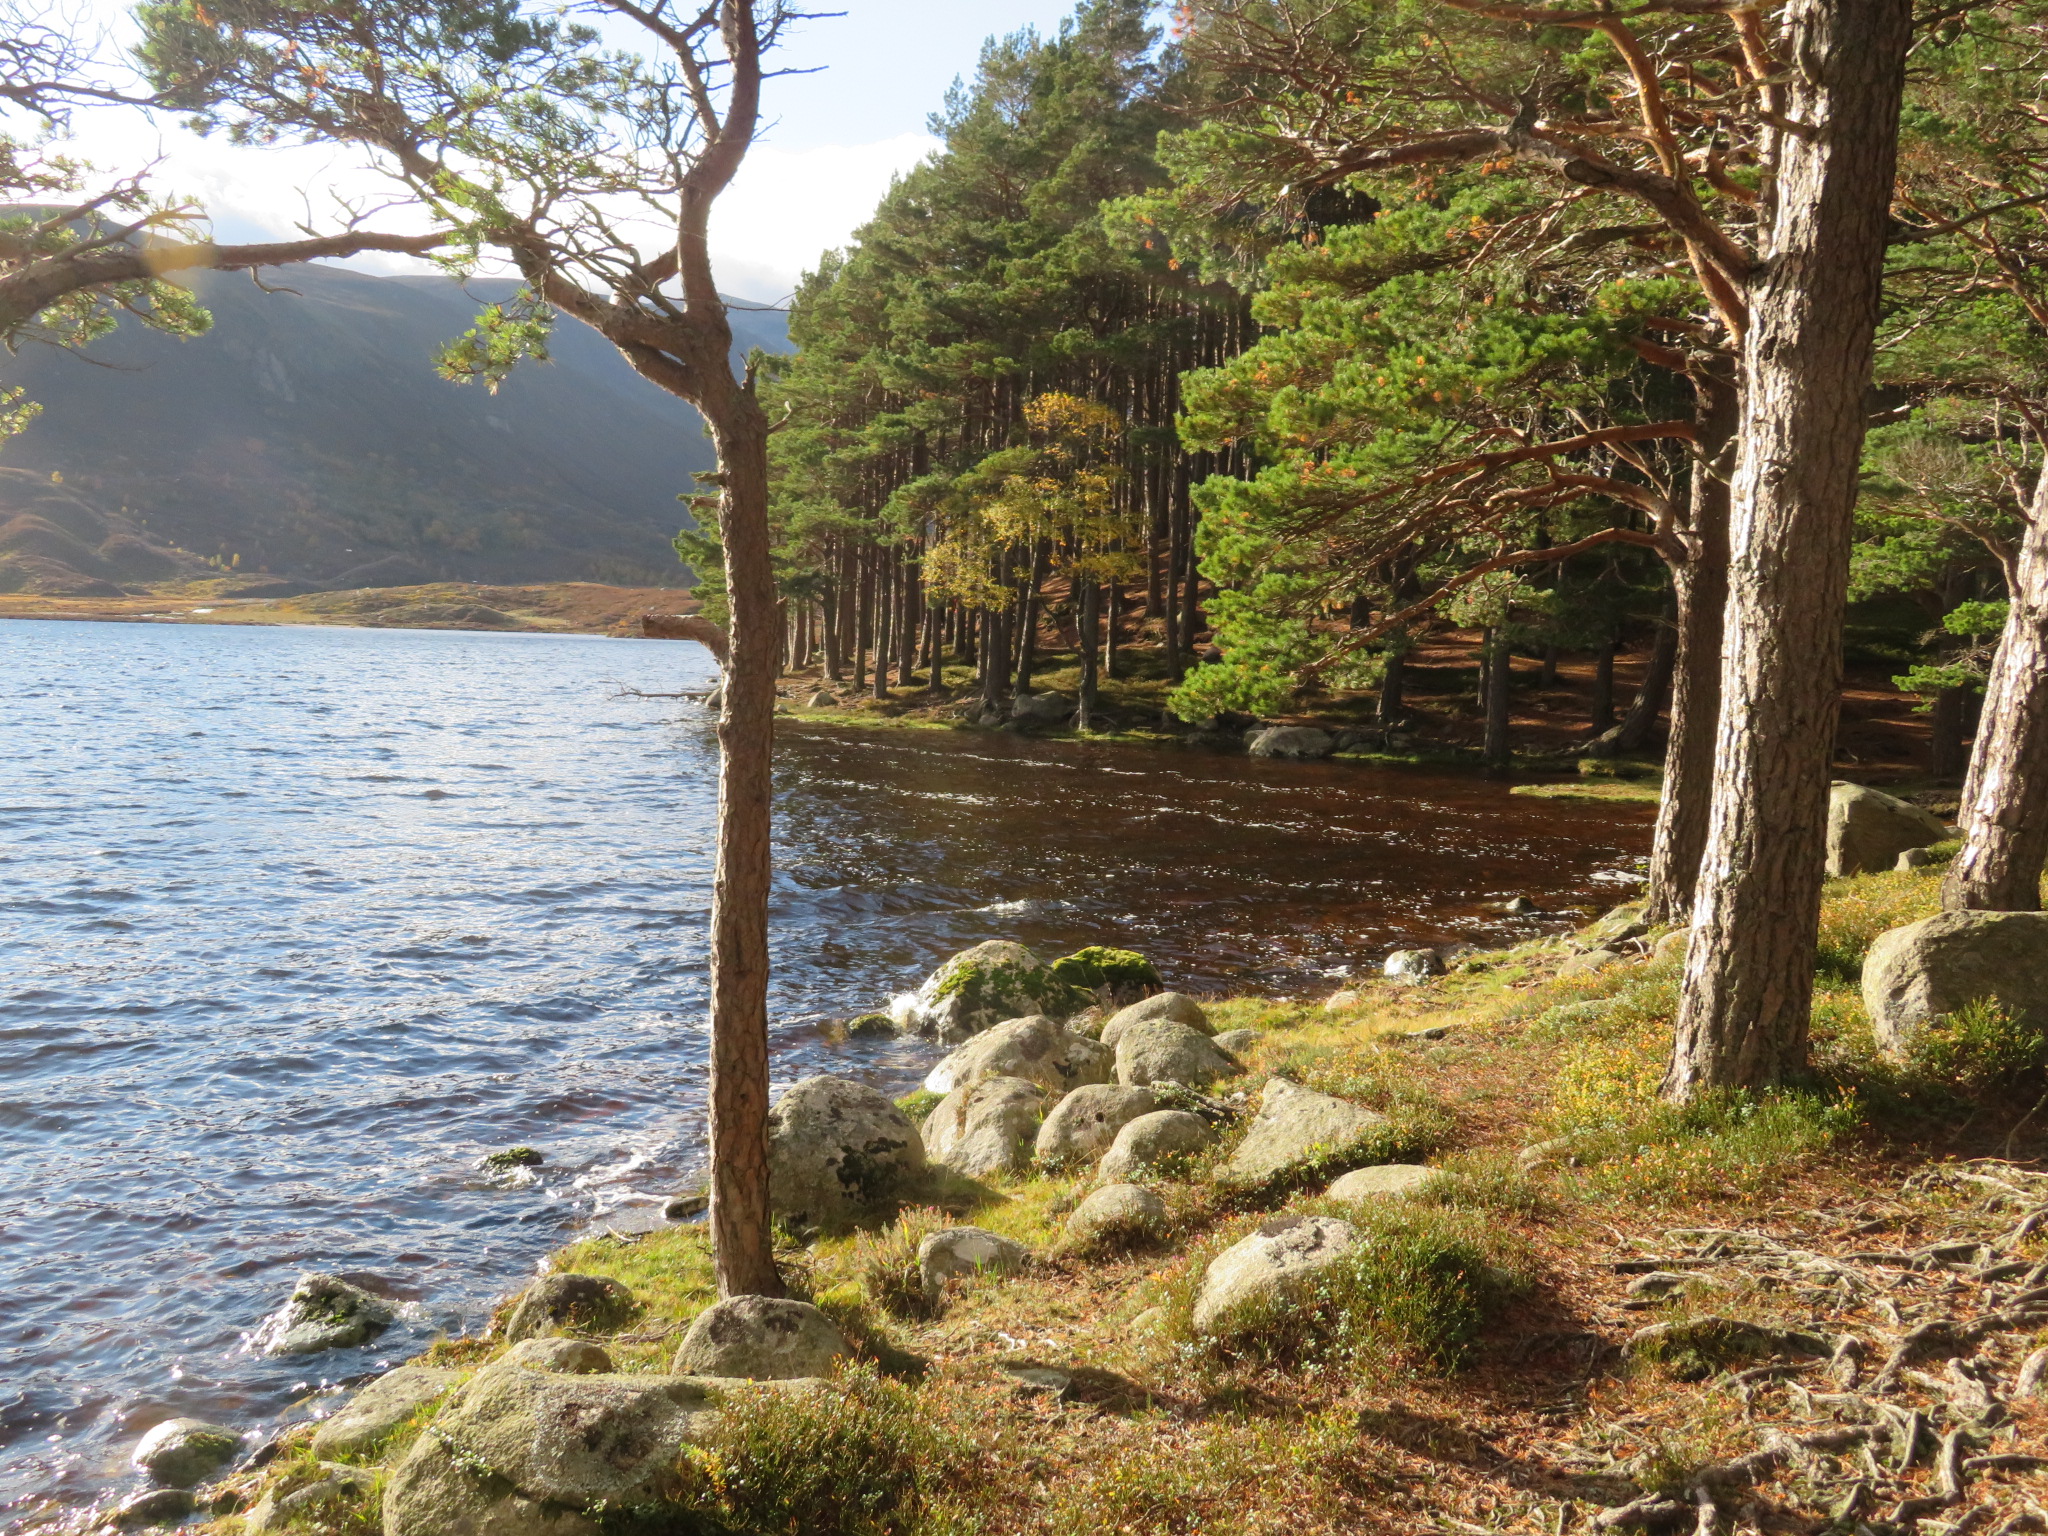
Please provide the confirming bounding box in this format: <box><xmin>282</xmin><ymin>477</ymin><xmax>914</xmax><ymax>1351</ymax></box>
<box><xmin>0</xmin><ymin>619</ymin><xmax>1651</xmax><ymax>1518</ymax></box>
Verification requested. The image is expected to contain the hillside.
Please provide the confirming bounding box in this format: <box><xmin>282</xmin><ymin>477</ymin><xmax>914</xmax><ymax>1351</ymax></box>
<box><xmin>0</xmin><ymin>265</ymin><xmax>788</xmax><ymax>592</ymax></box>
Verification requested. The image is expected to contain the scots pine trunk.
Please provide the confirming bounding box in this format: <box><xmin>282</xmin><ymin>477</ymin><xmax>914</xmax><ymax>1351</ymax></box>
<box><xmin>1944</xmin><ymin>469</ymin><xmax>2048</xmax><ymax>910</ymax></box>
<box><xmin>1378</xmin><ymin>634</ymin><xmax>1406</xmax><ymax>724</ymax></box>
<box><xmin>703</xmin><ymin>399</ymin><xmax>784</xmax><ymax>1299</ymax></box>
<box><xmin>1078</xmin><ymin>579</ymin><xmax>1101</xmax><ymax>731</ymax></box>
<box><xmin>1644</xmin><ymin>380</ymin><xmax>1735</xmax><ymax>927</ymax></box>
<box><xmin>1665</xmin><ymin>0</ymin><xmax>1914</xmax><ymax>1098</ymax></box>
<box><xmin>1615</xmin><ymin>615</ymin><xmax>1677</xmax><ymax>755</ymax></box>
<box><xmin>1483</xmin><ymin>627</ymin><xmax>1511</xmax><ymax>768</ymax></box>
<box><xmin>1591</xmin><ymin>636</ymin><xmax>1617</xmax><ymax>732</ymax></box>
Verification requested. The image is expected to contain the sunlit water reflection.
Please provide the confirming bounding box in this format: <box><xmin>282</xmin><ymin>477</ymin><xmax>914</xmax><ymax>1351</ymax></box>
<box><xmin>0</xmin><ymin>619</ymin><xmax>1649</xmax><ymax>1517</ymax></box>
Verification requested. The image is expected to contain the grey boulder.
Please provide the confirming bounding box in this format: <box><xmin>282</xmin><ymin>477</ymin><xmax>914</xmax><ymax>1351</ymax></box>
<box><xmin>311</xmin><ymin>1365</ymin><xmax>464</xmax><ymax>1457</ymax></box>
<box><xmin>1033</xmin><ymin>1084</ymin><xmax>1157</xmax><ymax>1166</ymax></box>
<box><xmin>1247</xmin><ymin>726</ymin><xmax>1336</xmax><ymax>760</ymax></box>
<box><xmin>917</xmin><ymin>1226</ymin><xmax>1029</xmax><ymax>1299</ymax></box>
<box><xmin>1192</xmin><ymin>1214</ymin><xmax>1362</xmax><ymax>1336</ymax></box>
<box><xmin>502</xmin><ymin>1273</ymin><xmax>634</xmax><ymax>1342</ymax></box>
<box><xmin>1828</xmin><ymin>781</ymin><xmax>1946</xmax><ymax>877</ymax></box>
<box><xmin>1383</xmin><ymin>949</ymin><xmax>1442</xmax><ymax>983</ymax></box>
<box><xmin>1009</xmin><ymin>691</ymin><xmax>1074</xmax><ymax>726</ymax></box>
<box><xmin>251</xmin><ymin>1273</ymin><xmax>396</xmax><ymax>1355</ymax></box>
<box><xmin>1113</xmin><ymin>1019</ymin><xmax>1244</xmax><ymax>1089</ymax></box>
<box><xmin>888</xmin><ymin>941</ymin><xmax>1086</xmax><ymax>1043</ymax></box>
<box><xmin>767</xmin><ymin>1075</ymin><xmax>927</xmax><ymax>1229</ymax></box>
<box><xmin>503</xmin><ymin>1337</ymin><xmax>615</xmax><ymax>1373</ymax></box>
<box><xmin>382</xmin><ymin>1354</ymin><xmax>809</xmax><ymax>1536</ymax></box>
<box><xmin>131</xmin><ymin>1418</ymin><xmax>241</xmax><ymax>1487</ymax></box>
<box><xmin>1099</xmin><ymin>992</ymin><xmax>1212</xmax><ymax>1047</ymax></box>
<box><xmin>1064</xmin><ymin>1184</ymin><xmax>1168</xmax><ymax>1250</ymax></box>
<box><xmin>242</xmin><ymin>1465</ymin><xmax>376</xmax><ymax>1534</ymax></box>
<box><xmin>1216</xmin><ymin>1076</ymin><xmax>1390</xmax><ymax>1190</ymax></box>
<box><xmin>923</xmin><ymin>1014</ymin><xmax>1111</xmax><ymax>1096</ymax></box>
<box><xmin>1326</xmin><ymin>1164</ymin><xmax>1438</xmax><ymax>1203</ymax></box>
<box><xmin>921</xmin><ymin>1076</ymin><xmax>1043</xmax><ymax>1179</ymax></box>
<box><xmin>1097</xmin><ymin>1109</ymin><xmax>1215</xmax><ymax>1183</ymax></box>
<box><xmin>1862</xmin><ymin>910</ymin><xmax>2048</xmax><ymax>1059</ymax></box>
<box><xmin>670</xmin><ymin>1297</ymin><xmax>850</xmax><ymax>1381</ymax></box>
<box><xmin>1211</xmin><ymin>1028</ymin><xmax>1262</xmax><ymax>1056</ymax></box>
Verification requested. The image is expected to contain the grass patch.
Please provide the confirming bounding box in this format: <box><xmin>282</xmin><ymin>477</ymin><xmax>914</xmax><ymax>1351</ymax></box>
<box><xmin>1814</xmin><ymin>865</ymin><xmax>1944</xmax><ymax>980</ymax></box>
<box><xmin>1510</xmin><ymin>779</ymin><xmax>1662</xmax><ymax>804</ymax></box>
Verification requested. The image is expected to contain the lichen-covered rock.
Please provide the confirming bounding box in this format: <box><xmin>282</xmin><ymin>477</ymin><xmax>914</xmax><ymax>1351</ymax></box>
<box><xmin>1862</xmin><ymin>910</ymin><xmax>2048</xmax><ymax>1059</ymax></box>
<box><xmin>1326</xmin><ymin>1164</ymin><xmax>1438</xmax><ymax>1203</ymax></box>
<box><xmin>1192</xmin><ymin>1214</ymin><xmax>1362</xmax><ymax>1336</ymax></box>
<box><xmin>1064</xmin><ymin>1184</ymin><xmax>1168</xmax><ymax>1250</ymax></box>
<box><xmin>131</xmin><ymin>1418</ymin><xmax>241</xmax><ymax>1487</ymax></box>
<box><xmin>1009</xmin><ymin>690</ymin><xmax>1074</xmax><ymax>726</ymax></box>
<box><xmin>381</xmin><ymin>1355</ymin><xmax>803</xmax><ymax>1536</ymax></box>
<box><xmin>1558</xmin><ymin>944</ymin><xmax>1632</xmax><ymax>978</ymax></box>
<box><xmin>917</xmin><ymin>1226</ymin><xmax>1029</xmax><ymax>1298</ymax></box>
<box><xmin>889</xmin><ymin>941</ymin><xmax>1089</xmax><ymax>1043</ymax></box>
<box><xmin>1323</xmin><ymin>990</ymin><xmax>1362</xmax><ymax>1012</ymax></box>
<box><xmin>923</xmin><ymin>1015</ymin><xmax>1111</xmax><ymax>1096</ymax></box>
<box><xmin>251</xmin><ymin>1273</ymin><xmax>396</xmax><ymax>1355</ymax></box>
<box><xmin>767</xmin><ymin>1075</ymin><xmax>927</xmax><ymax>1230</ymax></box>
<box><xmin>921</xmin><ymin>1076</ymin><xmax>1043</xmax><ymax>1179</ymax></box>
<box><xmin>1383</xmin><ymin>949</ymin><xmax>1441</xmax><ymax>983</ymax></box>
<box><xmin>106</xmin><ymin>1487</ymin><xmax>197</xmax><ymax>1527</ymax></box>
<box><xmin>1211</xmin><ymin>1028</ymin><xmax>1262</xmax><ymax>1056</ymax></box>
<box><xmin>670</xmin><ymin>1297</ymin><xmax>849</xmax><ymax>1381</ymax></box>
<box><xmin>1246</xmin><ymin>726</ymin><xmax>1336</xmax><ymax>759</ymax></box>
<box><xmin>1033</xmin><ymin>1084</ymin><xmax>1157</xmax><ymax>1165</ymax></box>
<box><xmin>1652</xmin><ymin>927</ymin><xmax>1694</xmax><ymax>965</ymax></box>
<box><xmin>1215</xmin><ymin>1077</ymin><xmax>1390</xmax><ymax>1190</ymax></box>
<box><xmin>1582</xmin><ymin>904</ymin><xmax>1649</xmax><ymax>945</ymax></box>
<box><xmin>1113</xmin><ymin>1019</ymin><xmax>1244</xmax><ymax>1089</ymax></box>
<box><xmin>311</xmin><ymin>1365</ymin><xmax>464</xmax><ymax>1457</ymax></box>
<box><xmin>1827</xmin><ymin>781</ymin><xmax>1947</xmax><ymax>877</ymax></box>
<box><xmin>504</xmin><ymin>1338</ymin><xmax>614</xmax><ymax>1373</ymax></box>
<box><xmin>1096</xmin><ymin>1109</ymin><xmax>1214</xmax><ymax>1183</ymax></box>
<box><xmin>1099</xmin><ymin>992</ymin><xmax>1211</xmax><ymax>1047</ymax></box>
<box><xmin>1047</xmin><ymin>946</ymin><xmax>1163</xmax><ymax>1006</ymax></box>
<box><xmin>502</xmin><ymin>1273</ymin><xmax>635</xmax><ymax>1342</ymax></box>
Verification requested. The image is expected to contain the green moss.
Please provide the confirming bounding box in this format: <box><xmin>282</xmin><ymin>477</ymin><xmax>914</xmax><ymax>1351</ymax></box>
<box><xmin>1047</xmin><ymin>945</ymin><xmax>1163</xmax><ymax>994</ymax></box>
<box><xmin>894</xmin><ymin>1089</ymin><xmax>943</xmax><ymax>1124</ymax></box>
<box><xmin>481</xmin><ymin>1146</ymin><xmax>544</xmax><ymax>1169</ymax></box>
<box><xmin>1626</xmin><ymin>1316</ymin><xmax>1827</xmax><ymax>1382</ymax></box>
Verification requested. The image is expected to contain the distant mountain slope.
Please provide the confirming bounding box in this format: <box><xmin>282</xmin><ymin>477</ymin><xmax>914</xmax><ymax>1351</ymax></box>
<box><xmin>0</xmin><ymin>265</ymin><xmax>788</xmax><ymax>586</ymax></box>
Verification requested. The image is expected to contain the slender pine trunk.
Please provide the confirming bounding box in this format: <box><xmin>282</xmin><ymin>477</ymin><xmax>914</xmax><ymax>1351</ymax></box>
<box><xmin>1483</xmin><ymin>626</ymin><xmax>1511</xmax><ymax>768</ymax></box>
<box><xmin>1944</xmin><ymin>464</ymin><xmax>2048</xmax><ymax>910</ymax></box>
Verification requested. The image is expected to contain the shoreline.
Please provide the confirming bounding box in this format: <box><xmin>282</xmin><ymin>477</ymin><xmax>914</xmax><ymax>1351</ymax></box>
<box><xmin>87</xmin><ymin>852</ymin><xmax>2048</xmax><ymax>1536</ymax></box>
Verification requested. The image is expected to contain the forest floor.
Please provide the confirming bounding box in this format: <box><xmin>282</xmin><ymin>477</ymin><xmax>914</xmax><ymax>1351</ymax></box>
<box><xmin>0</xmin><ymin>580</ymin><xmax>696</xmax><ymax>635</ymax></box>
<box><xmin>773</xmin><ymin>632</ymin><xmax>1944</xmax><ymax>795</ymax></box>
<box><xmin>194</xmin><ymin>860</ymin><xmax>2048</xmax><ymax>1536</ymax></box>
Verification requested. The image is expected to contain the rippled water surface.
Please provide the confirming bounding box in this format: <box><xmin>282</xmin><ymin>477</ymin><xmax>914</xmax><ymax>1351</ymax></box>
<box><xmin>0</xmin><ymin>619</ymin><xmax>1650</xmax><ymax>1518</ymax></box>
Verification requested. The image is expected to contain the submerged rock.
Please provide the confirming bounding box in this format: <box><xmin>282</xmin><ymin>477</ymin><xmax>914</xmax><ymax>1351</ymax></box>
<box><xmin>251</xmin><ymin>1273</ymin><xmax>396</xmax><ymax>1356</ymax></box>
<box><xmin>1099</xmin><ymin>991</ymin><xmax>1212</xmax><ymax>1047</ymax></box>
<box><xmin>1863</xmin><ymin>910</ymin><xmax>2048</xmax><ymax>1060</ymax></box>
<box><xmin>670</xmin><ymin>1297</ymin><xmax>849</xmax><ymax>1381</ymax></box>
<box><xmin>106</xmin><ymin>1488</ymin><xmax>197</xmax><ymax>1527</ymax></box>
<box><xmin>1192</xmin><ymin>1214</ymin><xmax>1362</xmax><ymax>1336</ymax></box>
<box><xmin>890</xmin><ymin>941</ymin><xmax>1088</xmax><ymax>1043</ymax></box>
<box><xmin>132</xmin><ymin>1418</ymin><xmax>241</xmax><ymax>1487</ymax></box>
<box><xmin>918</xmin><ymin>1226</ymin><xmax>1029</xmax><ymax>1298</ymax></box>
<box><xmin>1827</xmin><ymin>781</ymin><xmax>1947</xmax><ymax>877</ymax></box>
<box><xmin>502</xmin><ymin>1273</ymin><xmax>634</xmax><ymax>1342</ymax></box>
<box><xmin>311</xmin><ymin>1366</ymin><xmax>464</xmax><ymax>1458</ymax></box>
<box><xmin>1096</xmin><ymin>1109</ymin><xmax>1215</xmax><ymax>1183</ymax></box>
<box><xmin>767</xmin><ymin>1075</ymin><xmax>927</xmax><ymax>1230</ymax></box>
<box><xmin>1215</xmin><ymin>1076</ymin><xmax>1390</xmax><ymax>1190</ymax></box>
<box><xmin>1246</xmin><ymin>726</ymin><xmax>1336</xmax><ymax>760</ymax></box>
<box><xmin>923</xmin><ymin>1014</ymin><xmax>1111</xmax><ymax>1096</ymax></box>
<box><xmin>921</xmin><ymin>1076</ymin><xmax>1043</xmax><ymax>1179</ymax></box>
<box><xmin>1113</xmin><ymin>1019</ymin><xmax>1243</xmax><ymax>1089</ymax></box>
<box><xmin>1033</xmin><ymin>1084</ymin><xmax>1158</xmax><ymax>1166</ymax></box>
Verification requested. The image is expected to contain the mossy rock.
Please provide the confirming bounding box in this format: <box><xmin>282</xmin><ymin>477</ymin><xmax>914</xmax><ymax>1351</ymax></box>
<box><xmin>1048</xmin><ymin>946</ymin><xmax>1163</xmax><ymax>1003</ymax></box>
<box><xmin>909</xmin><ymin>942</ymin><xmax>1090</xmax><ymax>1043</ymax></box>
<box><xmin>482</xmin><ymin>1146</ymin><xmax>544</xmax><ymax>1170</ymax></box>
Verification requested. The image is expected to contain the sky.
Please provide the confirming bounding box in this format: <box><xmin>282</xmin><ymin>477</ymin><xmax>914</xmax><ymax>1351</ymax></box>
<box><xmin>46</xmin><ymin>0</ymin><xmax>1101</xmax><ymax>302</ymax></box>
